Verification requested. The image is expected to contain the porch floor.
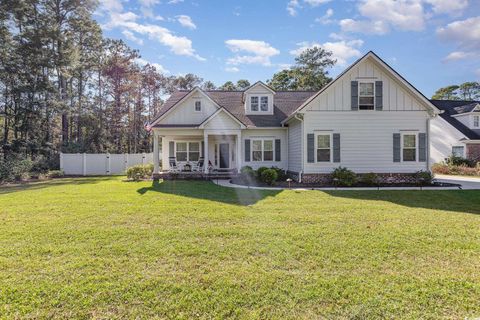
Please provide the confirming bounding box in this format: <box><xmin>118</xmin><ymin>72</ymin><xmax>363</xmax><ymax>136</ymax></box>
<box><xmin>153</xmin><ymin>169</ymin><xmax>238</xmax><ymax>181</ymax></box>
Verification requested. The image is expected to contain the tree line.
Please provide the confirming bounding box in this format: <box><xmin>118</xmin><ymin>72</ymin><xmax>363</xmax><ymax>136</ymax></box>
<box><xmin>0</xmin><ymin>0</ymin><xmax>212</xmax><ymax>166</ymax></box>
<box><xmin>431</xmin><ymin>82</ymin><xmax>480</xmax><ymax>101</ymax></box>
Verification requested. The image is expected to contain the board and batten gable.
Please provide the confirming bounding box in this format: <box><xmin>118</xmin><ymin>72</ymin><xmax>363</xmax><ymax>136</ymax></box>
<box><xmin>300</xmin><ymin>55</ymin><xmax>433</xmax><ymax>174</ymax></box>
<box><xmin>202</xmin><ymin>110</ymin><xmax>242</xmax><ymax>130</ymax></box>
<box><xmin>157</xmin><ymin>91</ymin><xmax>219</xmax><ymax>125</ymax></box>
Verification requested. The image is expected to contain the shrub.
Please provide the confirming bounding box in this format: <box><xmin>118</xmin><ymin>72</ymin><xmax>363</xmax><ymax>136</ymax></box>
<box><xmin>126</xmin><ymin>164</ymin><xmax>153</xmax><ymax>181</ymax></box>
<box><xmin>415</xmin><ymin>170</ymin><xmax>433</xmax><ymax>185</ymax></box>
<box><xmin>271</xmin><ymin>166</ymin><xmax>288</xmax><ymax>181</ymax></box>
<box><xmin>0</xmin><ymin>157</ymin><xmax>33</xmax><ymax>182</ymax></box>
<box><xmin>30</xmin><ymin>155</ymin><xmax>50</xmax><ymax>174</ymax></box>
<box><xmin>432</xmin><ymin>163</ymin><xmax>450</xmax><ymax>174</ymax></box>
<box><xmin>445</xmin><ymin>155</ymin><xmax>472</xmax><ymax>167</ymax></box>
<box><xmin>260</xmin><ymin>168</ymin><xmax>278</xmax><ymax>185</ymax></box>
<box><xmin>331</xmin><ymin>167</ymin><xmax>357</xmax><ymax>187</ymax></box>
<box><xmin>239</xmin><ymin>166</ymin><xmax>256</xmax><ymax>184</ymax></box>
<box><xmin>256</xmin><ymin>166</ymin><xmax>269</xmax><ymax>179</ymax></box>
<box><xmin>240</xmin><ymin>166</ymin><xmax>255</xmax><ymax>177</ymax></box>
<box><xmin>47</xmin><ymin>170</ymin><xmax>64</xmax><ymax>178</ymax></box>
<box><xmin>361</xmin><ymin>172</ymin><xmax>379</xmax><ymax>186</ymax></box>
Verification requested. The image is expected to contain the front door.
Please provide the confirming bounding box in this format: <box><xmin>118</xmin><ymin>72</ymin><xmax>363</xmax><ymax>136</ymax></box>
<box><xmin>219</xmin><ymin>143</ymin><xmax>230</xmax><ymax>168</ymax></box>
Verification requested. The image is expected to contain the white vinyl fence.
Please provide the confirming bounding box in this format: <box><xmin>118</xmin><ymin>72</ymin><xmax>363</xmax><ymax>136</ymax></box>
<box><xmin>60</xmin><ymin>153</ymin><xmax>155</xmax><ymax>176</ymax></box>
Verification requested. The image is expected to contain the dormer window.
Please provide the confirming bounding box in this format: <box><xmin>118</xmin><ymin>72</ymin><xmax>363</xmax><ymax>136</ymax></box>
<box><xmin>194</xmin><ymin>101</ymin><xmax>201</xmax><ymax>112</ymax></box>
<box><xmin>249</xmin><ymin>95</ymin><xmax>269</xmax><ymax>112</ymax></box>
<box><xmin>359</xmin><ymin>82</ymin><xmax>374</xmax><ymax>110</ymax></box>
<box><xmin>474</xmin><ymin>115</ymin><xmax>479</xmax><ymax>128</ymax></box>
<box><xmin>250</xmin><ymin>96</ymin><xmax>259</xmax><ymax>111</ymax></box>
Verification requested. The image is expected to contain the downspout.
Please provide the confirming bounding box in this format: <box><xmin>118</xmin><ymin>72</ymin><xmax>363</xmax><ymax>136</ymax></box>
<box><xmin>294</xmin><ymin>113</ymin><xmax>304</xmax><ymax>183</ymax></box>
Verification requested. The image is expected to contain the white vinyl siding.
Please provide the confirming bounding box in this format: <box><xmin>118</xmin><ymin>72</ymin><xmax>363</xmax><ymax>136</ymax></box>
<box><xmin>303</xmin><ymin>111</ymin><xmax>429</xmax><ymax>173</ymax></box>
<box><xmin>287</xmin><ymin>119</ymin><xmax>302</xmax><ymax>173</ymax></box>
<box><xmin>430</xmin><ymin>116</ymin><xmax>468</xmax><ymax>165</ymax></box>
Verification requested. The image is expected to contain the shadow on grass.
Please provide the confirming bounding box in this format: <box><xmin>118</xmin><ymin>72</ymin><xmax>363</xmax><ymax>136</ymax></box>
<box><xmin>323</xmin><ymin>189</ymin><xmax>480</xmax><ymax>215</ymax></box>
<box><xmin>137</xmin><ymin>180</ymin><xmax>281</xmax><ymax>206</ymax></box>
<box><xmin>0</xmin><ymin>177</ymin><xmax>113</xmax><ymax>195</ymax></box>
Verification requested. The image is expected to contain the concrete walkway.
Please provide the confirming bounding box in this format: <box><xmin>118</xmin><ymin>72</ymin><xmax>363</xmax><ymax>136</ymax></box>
<box><xmin>212</xmin><ymin>175</ymin><xmax>480</xmax><ymax>191</ymax></box>
<box><xmin>434</xmin><ymin>174</ymin><xmax>480</xmax><ymax>190</ymax></box>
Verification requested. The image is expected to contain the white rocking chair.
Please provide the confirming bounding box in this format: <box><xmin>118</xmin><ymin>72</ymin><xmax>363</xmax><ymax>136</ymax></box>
<box><xmin>168</xmin><ymin>157</ymin><xmax>180</xmax><ymax>173</ymax></box>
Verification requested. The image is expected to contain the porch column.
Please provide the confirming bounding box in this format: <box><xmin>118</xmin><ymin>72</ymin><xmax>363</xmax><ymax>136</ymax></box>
<box><xmin>203</xmin><ymin>131</ymin><xmax>209</xmax><ymax>173</ymax></box>
<box><xmin>236</xmin><ymin>132</ymin><xmax>242</xmax><ymax>171</ymax></box>
<box><xmin>153</xmin><ymin>131</ymin><xmax>160</xmax><ymax>174</ymax></box>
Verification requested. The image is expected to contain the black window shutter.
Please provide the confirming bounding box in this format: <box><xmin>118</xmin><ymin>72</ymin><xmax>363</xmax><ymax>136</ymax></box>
<box><xmin>333</xmin><ymin>133</ymin><xmax>340</xmax><ymax>163</ymax></box>
<box><xmin>307</xmin><ymin>134</ymin><xmax>315</xmax><ymax>163</ymax></box>
<box><xmin>419</xmin><ymin>133</ymin><xmax>427</xmax><ymax>162</ymax></box>
<box><xmin>169</xmin><ymin>141</ymin><xmax>175</xmax><ymax>157</ymax></box>
<box><xmin>201</xmin><ymin>141</ymin><xmax>205</xmax><ymax>157</ymax></box>
<box><xmin>375</xmin><ymin>81</ymin><xmax>383</xmax><ymax>111</ymax></box>
<box><xmin>245</xmin><ymin>139</ymin><xmax>250</xmax><ymax>162</ymax></box>
<box><xmin>393</xmin><ymin>133</ymin><xmax>401</xmax><ymax>162</ymax></box>
<box><xmin>351</xmin><ymin>81</ymin><xmax>358</xmax><ymax>111</ymax></box>
<box><xmin>275</xmin><ymin>139</ymin><xmax>281</xmax><ymax>161</ymax></box>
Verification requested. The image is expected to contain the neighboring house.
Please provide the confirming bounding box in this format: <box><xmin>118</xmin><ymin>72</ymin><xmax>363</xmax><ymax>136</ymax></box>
<box><xmin>149</xmin><ymin>51</ymin><xmax>442</xmax><ymax>183</ymax></box>
<box><xmin>430</xmin><ymin>100</ymin><xmax>480</xmax><ymax>163</ymax></box>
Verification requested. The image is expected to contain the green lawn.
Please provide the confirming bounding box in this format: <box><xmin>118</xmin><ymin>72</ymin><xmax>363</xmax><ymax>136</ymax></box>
<box><xmin>1</xmin><ymin>177</ymin><xmax>479</xmax><ymax>319</ymax></box>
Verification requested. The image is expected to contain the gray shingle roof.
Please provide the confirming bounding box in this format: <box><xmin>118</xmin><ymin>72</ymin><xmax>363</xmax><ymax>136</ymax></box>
<box><xmin>430</xmin><ymin>100</ymin><xmax>480</xmax><ymax>140</ymax></box>
<box><xmin>152</xmin><ymin>90</ymin><xmax>316</xmax><ymax>128</ymax></box>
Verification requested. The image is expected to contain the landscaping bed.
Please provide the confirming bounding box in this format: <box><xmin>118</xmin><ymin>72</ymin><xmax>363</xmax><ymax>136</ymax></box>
<box><xmin>230</xmin><ymin>177</ymin><xmax>460</xmax><ymax>188</ymax></box>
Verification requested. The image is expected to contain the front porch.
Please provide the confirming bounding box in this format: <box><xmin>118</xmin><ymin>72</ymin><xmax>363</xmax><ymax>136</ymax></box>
<box><xmin>152</xmin><ymin>129</ymin><xmax>242</xmax><ymax>177</ymax></box>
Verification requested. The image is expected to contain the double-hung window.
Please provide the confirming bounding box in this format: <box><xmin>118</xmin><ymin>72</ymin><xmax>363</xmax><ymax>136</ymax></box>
<box><xmin>359</xmin><ymin>82</ymin><xmax>374</xmax><ymax>110</ymax></box>
<box><xmin>402</xmin><ymin>134</ymin><xmax>417</xmax><ymax>162</ymax></box>
<box><xmin>474</xmin><ymin>115</ymin><xmax>479</xmax><ymax>128</ymax></box>
<box><xmin>250</xmin><ymin>96</ymin><xmax>259</xmax><ymax>111</ymax></box>
<box><xmin>176</xmin><ymin>142</ymin><xmax>188</xmax><ymax>161</ymax></box>
<box><xmin>251</xmin><ymin>139</ymin><xmax>274</xmax><ymax>161</ymax></box>
<box><xmin>188</xmin><ymin>142</ymin><xmax>200</xmax><ymax>161</ymax></box>
<box><xmin>176</xmin><ymin>142</ymin><xmax>200</xmax><ymax>162</ymax></box>
<box><xmin>316</xmin><ymin>134</ymin><xmax>331</xmax><ymax>162</ymax></box>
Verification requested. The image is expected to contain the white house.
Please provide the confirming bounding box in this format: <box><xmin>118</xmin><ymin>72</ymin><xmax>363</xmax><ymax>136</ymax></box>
<box><xmin>149</xmin><ymin>51</ymin><xmax>443</xmax><ymax>183</ymax></box>
<box><xmin>430</xmin><ymin>100</ymin><xmax>480</xmax><ymax>164</ymax></box>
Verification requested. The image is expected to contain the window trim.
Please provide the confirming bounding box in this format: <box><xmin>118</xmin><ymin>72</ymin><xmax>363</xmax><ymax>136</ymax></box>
<box><xmin>249</xmin><ymin>95</ymin><xmax>270</xmax><ymax>113</ymax></box>
<box><xmin>401</xmin><ymin>132</ymin><xmax>418</xmax><ymax>163</ymax></box>
<box><xmin>358</xmin><ymin>81</ymin><xmax>375</xmax><ymax>111</ymax></box>
<box><xmin>316</xmin><ymin>133</ymin><xmax>332</xmax><ymax>163</ymax></box>
<box><xmin>250</xmin><ymin>138</ymin><xmax>275</xmax><ymax>162</ymax></box>
<box><xmin>451</xmin><ymin>145</ymin><xmax>465</xmax><ymax>158</ymax></box>
<box><xmin>194</xmin><ymin>100</ymin><xmax>202</xmax><ymax>112</ymax></box>
<box><xmin>175</xmin><ymin>141</ymin><xmax>201</xmax><ymax>162</ymax></box>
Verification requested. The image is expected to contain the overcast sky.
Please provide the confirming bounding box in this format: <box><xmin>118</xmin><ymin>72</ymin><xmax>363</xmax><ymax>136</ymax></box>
<box><xmin>97</xmin><ymin>0</ymin><xmax>480</xmax><ymax>96</ymax></box>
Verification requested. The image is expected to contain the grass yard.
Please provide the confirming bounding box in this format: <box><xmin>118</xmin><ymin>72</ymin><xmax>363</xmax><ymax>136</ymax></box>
<box><xmin>0</xmin><ymin>177</ymin><xmax>479</xmax><ymax>319</ymax></box>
